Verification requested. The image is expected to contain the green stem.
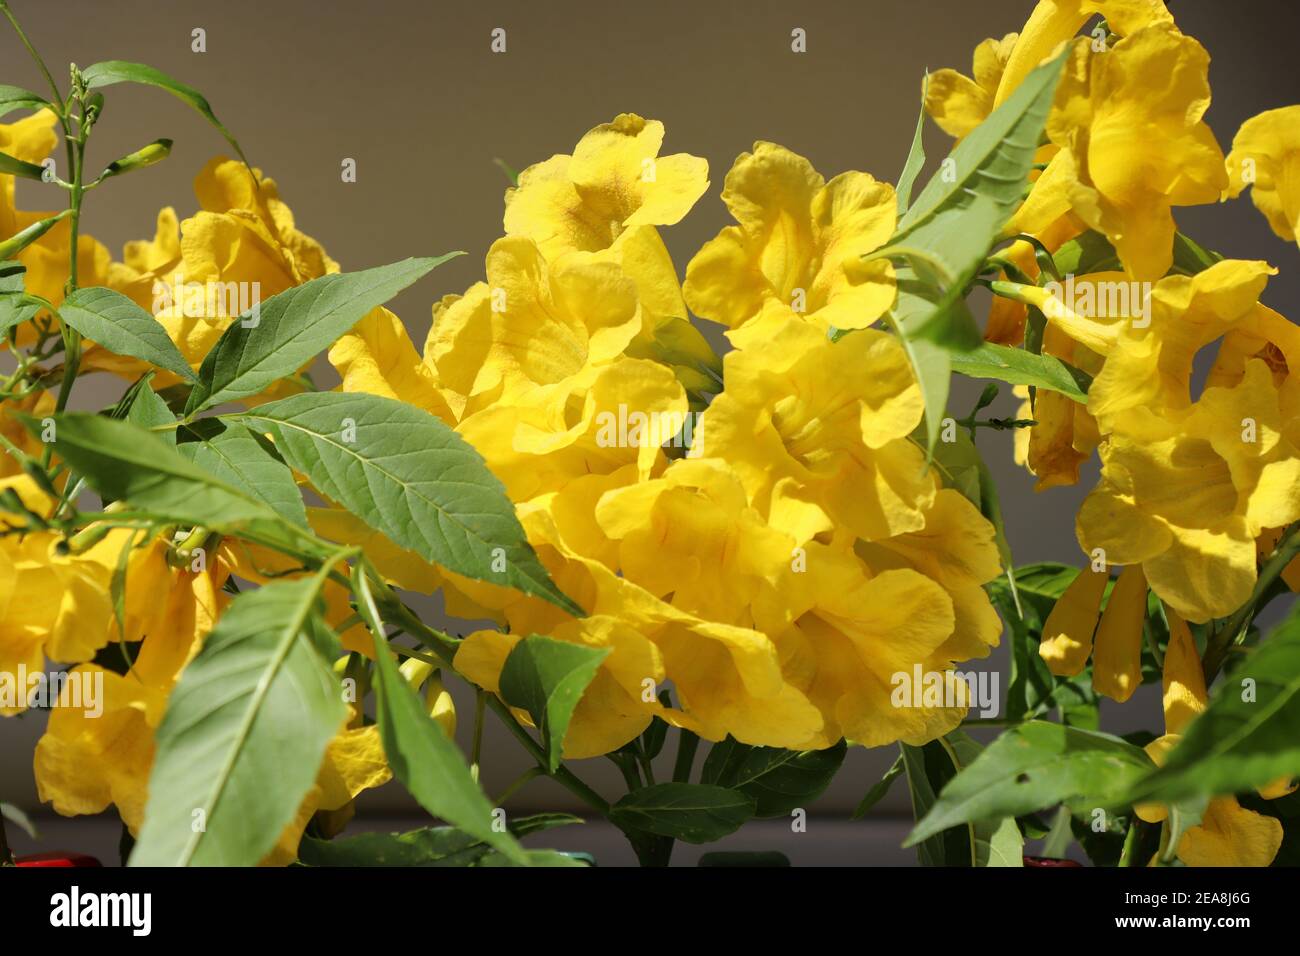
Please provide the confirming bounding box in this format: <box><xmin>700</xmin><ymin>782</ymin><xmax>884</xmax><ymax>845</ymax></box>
<box><xmin>672</xmin><ymin>729</ymin><xmax>699</xmax><ymax>784</ymax></box>
<box><xmin>1202</xmin><ymin>524</ymin><xmax>1300</xmax><ymax>681</ymax></box>
<box><xmin>0</xmin><ymin>1</ymin><xmax>65</xmax><ymax>116</ymax></box>
<box><xmin>1117</xmin><ymin>820</ymin><xmax>1141</xmax><ymax>867</ymax></box>
<box><xmin>493</xmin><ymin>766</ymin><xmax>543</xmax><ymax>807</ymax></box>
<box><xmin>483</xmin><ymin>694</ymin><xmax>611</xmax><ymax>814</ymax></box>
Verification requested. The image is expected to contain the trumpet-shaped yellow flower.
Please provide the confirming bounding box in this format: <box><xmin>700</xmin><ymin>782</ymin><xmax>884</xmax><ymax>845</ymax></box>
<box><xmin>1079</xmin><ymin>358</ymin><xmax>1300</xmax><ymax>622</ymax></box>
<box><xmin>996</xmin><ymin>0</ymin><xmax>1173</xmax><ymax>107</ymax></box>
<box><xmin>683</xmin><ymin>143</ymin><xmax>895</xmax><ymax>331</ymax></box>
<box><xmin>456</xmin><ymin>355</ymin><xmax>687</xmax><ymax>503</ymax></box>
<box><xmin>755</xmin><ymin>541</ymin><xmax>966</xmax><ymax>749</ymax></box>
<box><xmin>1226</xmin><ymin>106</ymin><xmax>1300</xmax><ymax>247</ymax></box>
<box><xmin>504</xmin><ymin>113</ymin><xmax>708</xmax><ymax>259</ymax></box>
<box><xmin>925</xmin><ymin>33</ymin><xmax>1019</xmax><ymax>139</ymax></box>
<box><xmin>424</xmin><ymin>236</ymin><xmax>642</xmax><ymax>421</ymax></box>
<box><xmin>329</xmin><ymin>306</ymin><xmax>456</xmax><ymax>424</ymax></box>
<box><xmin>0</xmin><ymin>525</ymin><xmax>157</xmax><ymax>715</ymax></box>
<box><xmin>697</xmin><ymin>307</ymin><xmax>932</xmax><ymax>543</ymax></box>
<box><xmin>1038</xmin><ymin>564</ymin><xmax>1108</xmax><ymax>675</ymax></box>
<box><xmin>454</xmin><ymin>497</ymin><xmax>824</xmax><ymax>757</ymax></box>
<box><xmin>92</xmin><ymin>157</ymin><xmax>338</xmax><ymax>382</ymax></box>
<box><xmin>594</xmin><ymin>457</ymin><xmax>795</xmax><ymax>627</ymax></box>
<box><xmin>502</xmin><ymin>114</ymin><xmax>718</xmax><ymax>397</ymax></box>
<box><xmin>1086</xmin><ymin>261</ymin><xmax>1275</xmax><ymax>429</ymax></box>
<box><xmin>1010</xmin><ymin>322</ymin><xmax>1103</xmax><ymax>489</ymax></box>
<box><xmin>34</xmin><ymin>552</ymin><xmax>226</xmax><ymax>827</ymax></box>
<box><xmin>1046</xmin><ymin>26</ymin><xmax>1226</xmax><ymax>280</ymax></box>
<box><xmin>853</xmin><ymin>487</ymin><xmax>1004</xmax><ymax>663</ymax></box>
<box><xmin>1133</xmin><ymin>609</ymin><xmax>1282</xmax><ymax>866</ymax></box>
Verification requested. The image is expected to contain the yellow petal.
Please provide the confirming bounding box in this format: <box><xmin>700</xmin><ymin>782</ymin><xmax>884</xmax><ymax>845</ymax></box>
<box><xmin>1092</xmin><ymin>564</ymin><xmax>1147</xmax><ymax>701</ymax></box>
<box><xmin>1038</xmin><ymin>565</ymin><xmax>1107</xmax><ymax>675</ymax></box>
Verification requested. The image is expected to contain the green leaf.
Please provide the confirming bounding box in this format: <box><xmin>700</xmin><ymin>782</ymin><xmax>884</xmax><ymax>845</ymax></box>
<box><xmin>906</xmin><ymin>721</ymin><xmax>1155</xmax><ymax>847</ymax></box>
<box><xmin>0</xmin><ymin>260</ymin><xmax>39</xmax><ymax>333</ymax></box>
<box><xmin>367</xmin><ymin>622</ymin><xmax>529</xmax><ymax>865</ymax></box>
<box><xmin>895</xmin><ymin>72</ymin><xmax>928</xmax><ymax>214</ymax></box>
<box><xmin>25</xmin><ymin>412</ymin><xmax>316</xmax><ymax>554</ymax></box>
<box><xmin>80</xmin><ymin>61</ymin><xmax>248</xmax><ymax>164</ymax></box>
<box><xmin>177</xmin><ymin>418</ymin><xmax>308</xmax><ymax>528</ymax></box>
<box><xmin>977</xmin><ymin>816</ymin><xmax>1025</xmax><ymax>867</ymax></box>
<box><xmin>1171</xmin><ymin>232</ymin><xmax>1223</xmax><ymax>276</ymax></box>
<box><xmin>124</xmin><ymin>382</ymin><xmax>177</xmax><ymax>444</ymax></box>
<box><xmin>499</xmin><ymin>635</ymin><xmax>608</xmax><ymax>772</ymax></box>
<box><xmin>990</xmin><ymin>561</ymin><xmax>1079</xmax><ymax>610</ymax></box>
<box><xmin>1052</xmin><ymin>231</ymin><xmax>1121</xmax><ymax>275</ymax></box>
<box><xmin>877</xmin><ymin>51</ymin><xmax>1067</xmax><ymax>346</ymax></box>
<box><xmin>1122</xmin><ymin>608</ymin><xmax>1300</xmax><ymax>805</ymax></box>
<box><xmin>58</xmin><ymin>286</ymin><xmax>198</xmax><ymax>383</ymax></box>
<box><xmin>0</xmin><ymin>85</ymin><xmax>49</xmax><ymax>119</ymax></box>
<box><xmin>297</xmin><ymin>812</ymin><xmax>580</xmax><ymax>867</ymax></box>
<box><xmin>700</xmin><ymin>738</ymin><xmax>847</xmax><ymax>817</ymax></box>
<box><xmin>922</xmin><ymin>424</ymin><xmax>981</xmax><ymax>505</ymax></box>
<box><xmin>185</xmin><ymin>255</ymin><xmax>457</xmax><ymax>413</ymax></box>
<box><xmin>0</xmin><ymin>149</ymin><xmax>46</xmax><ymax>180</ymax></box>
<box><xmin>609</xmin><ymin>783</ymin><xmax>754</xmax><ymax>843</ymax></box>
<box><xmin>0</xmin><ymin>211</ymin><xmax>67</xmax><ymax>259</ymax></box>
<box><xmin>234</xmin><ymin>391</ymin><xmax>578</xmax><ymax>614</ymax></box>
<box><xmin>900</xmin><ymin>742</ymin><xmax>965</xmax><ymax>865</ymax></box>
<box><xmin>990</xmin><ymin>580</ymin><xmax>1054</xmax><ymax>723</ymax></box>
<box><xmin>944</xmin><ymin>732</ymin><xmax>1023</xmax><ymax>867</ymax></box>
<box><xmin>950</xmin><ymin>342</ymin><xmax>1089</xmax><ymax>402</ymax></box>
<box><xmin>853</xmin><ymin>753</ymin><xmax>905</xmax><ymax>819</ymax></box>
<box><xmin>129</xmin><ymin>578</ymin><xmax>346</xmax><ymax>865</ymax></box>
<box><xmin>892</xmin><ymin>322</ymin><xmax>951</xmax><ymax>455</ymax></box>
<box><xmin>976</xmin><ymin>455</ymin><xmax>1020</xmax><ymax>618</ymax></box>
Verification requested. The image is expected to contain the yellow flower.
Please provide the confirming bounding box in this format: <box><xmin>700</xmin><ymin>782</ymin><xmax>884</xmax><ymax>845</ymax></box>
<box><xmin>853</xmin><ymin>487</ymin><xmax>1004</xmax><ymax>663</ymax></box>
<box><xmin>755</xmin><ymin>541</ymin><xmax>967</xmax><ymax>749</ymax></box>
<box><xmin>1038</xmin><ymin>564</ymin><xmax>1108</xmax><ymax>675</ymax></box>
<box><xmin>1010</xmin><ymin>324</ymin><xmax>1103</xmax><ymax>490</ymax></box>
<box><xmin>503</xmin><ymin>113</ymin><xmax>708</xmax><ymax>259</ymax></box>
<box><xmin>90</xmin><ymin>157</ymin><xmax>338</xmax><ymax>381</ymax></box>
<box><xmin>1226</xmin><ymin>105</ymin><xmax>1300</xmax><ymax>247</ymax></box>
<box><xmin>329</xmin><ymin>306</ymin><xmax>456</xmax><ymax>424</ymax></box>
<box><xmin>996</xmin><ymin>0</ymin><xmax>1173</xmax><ymax>108</ymax></box>
<box><xmin>1046</xmin><ymin>25</ymin><xmax>1226</xmax><ymax>280</ymax></box>
<box><xmin>423</xmin><ymin>236</ymin><xmax>642</xmax><ymax>421</ymax></box>
<box><xmin>924</xmin><ymin>33</ymin><xmax>1019</xmax><ymax>139</ymax></box>
<box><xmin>0</xmin><ymin>526</ymin><xmax>155</xmax><ymax>715</ymax></box>
<box><xmin>455</xmin><ymin>355</ymin><xmax>687</xmax><ymax>503</ymax></box>
<box><xmin>502</xmin><ymin>113</ymin><xmax>717</xmax><ymax>397</ymax></box>
<box><xmin>1078</xmin><ymin>358</ymin><xmax>1300</xmax><ymax>622</ymax></box>
<box><xmin>1133</xmin><ymin>609</ymin><xmax>1282</xmax><ymax>866</ymax></box>
<box><xmin>263</xmin><ymin>706</ymin><xmax>394</xmax><ymax>865</ymax></box>
<box><xmin>683</xmin><ymin>143</ymin><xmax>895</xmax><ymax>331</ymax></box>
<box><xmin>454</xmin><ymin>492</ymin><xmax>824</xmax><ymax>757</ymax></box>
<box><xmin>594</xmin><ymin>457</ymin><xmax>794</xmax><ymax>627</ymax></box>
<box><xmin>696</xmin><ymin>307</ymin><xmax>931</xmax><ymax>543</ymax></box>
<box><xmin>1084</xmin><ymin>261</ymin><xmax>1275</xmax><ymax>430</ymax></box>
<box><xmin>33</xmin><ymin>551</ymin><xmax>227</xmax><ymax>827</ymax></box>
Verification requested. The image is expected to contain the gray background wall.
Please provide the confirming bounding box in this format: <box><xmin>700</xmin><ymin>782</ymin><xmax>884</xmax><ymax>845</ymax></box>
<box><xmin>3</xmin><ymin>0</ymin><xmax>1299</xmax><ymax>849</ymax></box>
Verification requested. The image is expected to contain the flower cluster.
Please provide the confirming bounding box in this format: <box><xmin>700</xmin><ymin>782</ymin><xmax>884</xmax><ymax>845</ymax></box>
<box><xmin>330</xmin><ymin>115</ymin><xmax>1003</xmax><ymax>757</ymax></box>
